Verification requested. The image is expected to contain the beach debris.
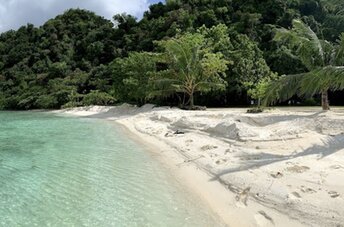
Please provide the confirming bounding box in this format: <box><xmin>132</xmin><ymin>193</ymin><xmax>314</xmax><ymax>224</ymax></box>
<box><xmin>286</xmin><ymin>165</ymin><xmax>310</xmax><ymax>173</ymax></box>
<box><xmin>164</xmin><ymin>132</ymin><xmax>173</xmax><ymax>137</ymax></box>
<box><xmin>165</xmin><ymin>130</ymin><xmax>186</xmax><ymax>136</ymax></box>
<box><xmin>236</xmin><ymin>187</ymin><xmax>251</xmax><ymax>206</ymax></box>
<box><xmin>174</xmin><ymin>130</ymin><xmax>185</xmax><ymax>135</ymax></box>
<box><xmin>328</xmin><ymin>191</ymin><xmax>340</xmax><ymax>198</ymax></box>
<box><xmin>201</xmin><ymin>144</ymin><xmax>218</xmax><ymax>151</ymax></box>
<box><xmin>181</xmin><ymin>155</ymin><xmax>205</xmax><ymax>165</ymax></box>
<box><xmin>270</xmin><ymin>172</ymin><xmax>283</xmax><ymax>178</ymax></box>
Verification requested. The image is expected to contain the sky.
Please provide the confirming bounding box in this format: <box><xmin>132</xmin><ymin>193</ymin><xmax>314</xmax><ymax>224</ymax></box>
<box><xmin>0</xmin><ymin>0</ymin><xmax>163</xmax><ymax>32</ymax></box>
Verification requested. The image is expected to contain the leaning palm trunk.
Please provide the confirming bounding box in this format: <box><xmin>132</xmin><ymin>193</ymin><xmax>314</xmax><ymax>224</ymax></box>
<box><xmin>264</xmin><ymin>20</ymin><xmax>344</xmax><ymax>110</ymax></box>
<box><xmin>263</xmin><ymin>67</ymin><xmax>344</xmax><ymax>109</ymax></box>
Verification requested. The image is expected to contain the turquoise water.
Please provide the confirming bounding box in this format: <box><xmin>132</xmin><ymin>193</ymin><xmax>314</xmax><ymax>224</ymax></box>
<box><xmin>0</xmin><ymin>112</ymin><xmax>222</xmax><ymax>227</ymax></box>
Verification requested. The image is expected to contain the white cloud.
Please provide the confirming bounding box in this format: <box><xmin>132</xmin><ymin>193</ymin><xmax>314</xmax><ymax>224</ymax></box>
<box><xmin>0</xmin><ymin>0</ymin><xmax>151</xmax><ymax>32</ymax></box>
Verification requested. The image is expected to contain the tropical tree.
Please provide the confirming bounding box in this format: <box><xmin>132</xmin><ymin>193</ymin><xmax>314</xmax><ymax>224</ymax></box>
<box><xmin>111</xmin><ymin>52</ymin><xmax>157</xmax><ymax>105</ymax></box>
<box><xmin>264</xmin><ymin>19</ymin><xmax>344</xmax><ymax>110</ymax></box>
<box><xmin>154</xmin><ymin>32</ymin><xmax>228</xmax><ymax>109</ymax></box>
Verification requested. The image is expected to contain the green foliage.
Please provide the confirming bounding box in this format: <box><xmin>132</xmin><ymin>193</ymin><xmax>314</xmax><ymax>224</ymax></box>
<box><xmin>35</xmin><ymin>95</ymin><xmax>59</xmax><ymax>109</ymax></box>
<box><xmin>264</xmin><ymin>20</ymin><xmax>344</xmax><ymax>109</ymax></box>
<box><xmin>246</xmin><ymin>74</ymin><xmax>278</xmax><ymax>106</ymax></box>
<box><xmin>0</xmin><ymin>1</ymin><xmax>343</xmax><ymax>110</ymax></box>
<box><xmin>228</xmin><ymin>33</ymin><xmax>275</xmax><ymax>92</ymax></box>
<box><xmin>111</xmin><ymin>52</ymin><xmax>157</xmax><ymax>105</ymax></box>
<box><xmin>154</xmin><ymin>28</ymin><xmax>229</xmax><ymax>108</ymax></box>
<box><xmin>82</xmin><ymin>90</ymin><xmax>116</xmax><ymax>106</ymax></box>
<box><xmin>0</xmin><ymin>9</ymin><xmax>118</xmax><ymax>110</ymax></box>
<box><xmin>274</xmin><ymin>19</ymin><xmax>327</xmax><ymax>70</ymax></box>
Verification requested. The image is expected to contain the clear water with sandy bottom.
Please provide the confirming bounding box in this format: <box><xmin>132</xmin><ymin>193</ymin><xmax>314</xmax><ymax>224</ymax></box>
<box><xmin>0</xmin><ymin>112</ymin><xmax>223</xmax><ymax>226</ymax></box>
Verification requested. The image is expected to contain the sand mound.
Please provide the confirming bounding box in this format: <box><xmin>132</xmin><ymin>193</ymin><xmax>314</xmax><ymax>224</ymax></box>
<box><xmin>205</xmin><ymin>122</ymin><xmax>259</xmax><ymax>140</ymax></box>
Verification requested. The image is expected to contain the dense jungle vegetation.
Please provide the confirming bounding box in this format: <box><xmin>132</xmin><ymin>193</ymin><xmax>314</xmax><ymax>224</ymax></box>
<box><xmin>0</xmin><ymin>0</ymin><xmax>343</xmax><ymax>110</ymax></box>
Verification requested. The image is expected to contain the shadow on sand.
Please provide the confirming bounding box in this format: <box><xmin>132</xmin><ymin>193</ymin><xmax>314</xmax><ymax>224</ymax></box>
<box><xmin>211</xmin><ymin>134</ymin><xmax>344</xmax><ymax>181</ymax></box>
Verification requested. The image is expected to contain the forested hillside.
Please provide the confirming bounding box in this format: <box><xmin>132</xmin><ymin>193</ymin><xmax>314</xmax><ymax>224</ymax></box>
<box><xmin>0</xmin><ymin>0</ymin><xmax>343</xmax><ymax>109</ymax></box>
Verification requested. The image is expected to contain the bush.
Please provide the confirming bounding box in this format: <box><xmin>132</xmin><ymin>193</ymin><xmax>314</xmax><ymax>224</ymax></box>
<box><xmin>82</xmin><ymin>90</ymin><xmax>116</xmax><ymax>106</ymax></box>
<box><xmin>247</xmin><ymin>107</ymin><xmax>264</xmax><ymax>114</ymax></box>
<box><xmin>0</xmin><ymin>95</ymin><xmax>6</xmax><ymax>110</ymax></box>
<box><xmin>35</xmin><ymin>95</ymin><xmax>59</xmax><ymax>109</ymax></box>
<box><xmin>17</xmin><ymin>95</ymin><xmax>36</xmax><ymax>110</ymax></box>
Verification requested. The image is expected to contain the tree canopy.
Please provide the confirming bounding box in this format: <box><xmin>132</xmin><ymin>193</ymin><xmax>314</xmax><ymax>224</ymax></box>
<box><xmin>153</xmin><ymin>29</ymin><xmax>229</xmax><ymax>109</ymax></box>
<box><xmin>0</xmin><ymin>1</ymin><xmax>343</xmax><ymax>110</ymax></box>
<box><xmin>263</xmin><ymin>20</ymin><xmax>344</xmax><ymax>110</ymax></box>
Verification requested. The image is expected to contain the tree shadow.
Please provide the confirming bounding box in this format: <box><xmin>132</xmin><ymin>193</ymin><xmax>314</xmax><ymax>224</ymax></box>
<box><xmin>211</xmin><ymin>134</ymin><xmax>344</xmax><ymax>181</ymax></box>
<box><xmin>248</xmin><ymin>111</ymin><xmax>324</xmax><ymax>127</ymax></box>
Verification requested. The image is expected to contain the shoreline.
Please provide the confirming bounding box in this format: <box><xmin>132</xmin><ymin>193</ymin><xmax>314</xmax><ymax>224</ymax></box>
<box><xmin>53</xmin><ymin>105</ymin><xmax>344</xmax><ymax>227</ymax></box>
<box><xmin>115</xmin><ymin>120</ymin><xmax>303</xmax><ymax>227</ymax></box>
<box><xmin>115</xmin><ymin>121</ymin><xmax>238</xmax><ymax>226</ymax></box>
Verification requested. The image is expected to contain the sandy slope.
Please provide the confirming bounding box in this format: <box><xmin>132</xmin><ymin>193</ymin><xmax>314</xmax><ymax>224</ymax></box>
<box><xmin>54</xmin><ymin>105</ymin><xmax>344</xmax><ymax>227</ymax></box>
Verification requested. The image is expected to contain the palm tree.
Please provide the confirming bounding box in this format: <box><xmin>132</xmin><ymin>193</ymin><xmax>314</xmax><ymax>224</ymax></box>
<box><xmin>153</xmin><ymin>33</ymin><xmax>228</xmax><ymax>109</ymax></box>
<box><xmin>264</xmin><ymin>20</ymin><xmax>344</xmax><ymax>110</ymax></box>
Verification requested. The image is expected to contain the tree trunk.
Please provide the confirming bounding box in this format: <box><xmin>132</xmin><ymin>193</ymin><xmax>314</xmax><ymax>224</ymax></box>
<box><xmin>321</xmin><ymin>90</ymin><xmax>330</xmax><ymax>111</ymax></box>
<box><xmin>189</xmin><ymin>92</ymin><xmax>194</xmax><ymax>110</ymax></box>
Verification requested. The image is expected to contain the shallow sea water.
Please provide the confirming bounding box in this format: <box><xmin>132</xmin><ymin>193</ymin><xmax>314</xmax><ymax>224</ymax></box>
<box><xmin>0</xmin><ymin>112</ymin><xmax>223</xmax><ymax>227</ymax></box>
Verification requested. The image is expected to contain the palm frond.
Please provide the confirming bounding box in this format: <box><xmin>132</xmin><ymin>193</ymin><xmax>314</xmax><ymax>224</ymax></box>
<box><xmin>263</xmin><ymin>74</ymin><xmax>304</xmax><ymax>106</ymax></box>
<box><xmin>300</xmin><ymin>68</ymin><xmax>331</xmax><ymax>96</ymax></box>
<box><xmin>292</xmin><ymin>20</ymin><xmax>324</xmax><ymax>65</ymax></box>
<box><xmin>299</xmin><ymin>66</ymin><xmax>344</xmax><ymax>96</ymax></box>
<box><xmin>335</xmin><ymin>33</ymin><xmax>344</xmax><ymax>65</ymax></box>
<box><xmin>274</xmin><ymin>20</ymin><xmax>326</xmax><ymax>70</ymax></box>
<box><xmin>329</xmin><ymin>66</ymin><xmax>344</xmax><ymax>90</ymax></box>
<box><xmin>263</xmin><ymin>66</ymin><xmax>344</xmax><ymax>106</ymax></box>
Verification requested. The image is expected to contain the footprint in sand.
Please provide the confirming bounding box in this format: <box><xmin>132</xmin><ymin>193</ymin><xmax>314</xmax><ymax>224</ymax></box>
<box><xmin>200</xmin><ymin>145</ymin><xmax>218</xmax><ymax>151</ymax></box>
<box><xmin>287</xmin><ymin>191</ymin><xmax>302</xmax><ymax>202</ymax></box>
<box><xmin>215</xmin><ymin>159</ymin><xmax>227</xmax><ymax>165</ymax></box>
<box><xmin>328</xmin><ymin>191</ymin><xmax>340</xmax><ymax>198</ymax></box>
<box><xmin>210</xmin><ymin>154</ymin><xmax>218</xmax><ymax>158</ymax></box>
<box><xmin>291</xmin><ymin>191</ymin><xmax>302</xmax><ymax>198</ymax></box>
<box><xmin>286</xmin><ymin>165</ymin><xmax>310</xmax><ymax>173</ymax></box>
<box><xmin>225</xmin><ymin>148</ymin><xmax>237</xmax><ymax>154</ymax></box>
<box><xmin>235</xmin><ymin>187</ymin><xmax>250</xmax><ymax>208</ymax></box>
<box><xmin>330</xmin><ymin>165</ymin><xmax>344</xmax><ymax>170</ymax></box>
<box><xmin>185</xmin><ymin>139</ymin><xmax>193</xmax><ymax>146</ymax></box>
<box><xmin>300</xmin><ymin>186</ymin><xmax>317</xmax><ymax>194</ymax></box>
<box><xmin>255</xmin><ymin>211</ymin><xmax>275</xmax><ymax>227</ymax></box>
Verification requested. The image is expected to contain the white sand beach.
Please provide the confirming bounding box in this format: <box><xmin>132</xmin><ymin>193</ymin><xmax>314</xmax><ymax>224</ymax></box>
<box><xmin>54</xmin><ymin>105</ymin><xmax>344</xmax><ymax>227</ymax></box>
